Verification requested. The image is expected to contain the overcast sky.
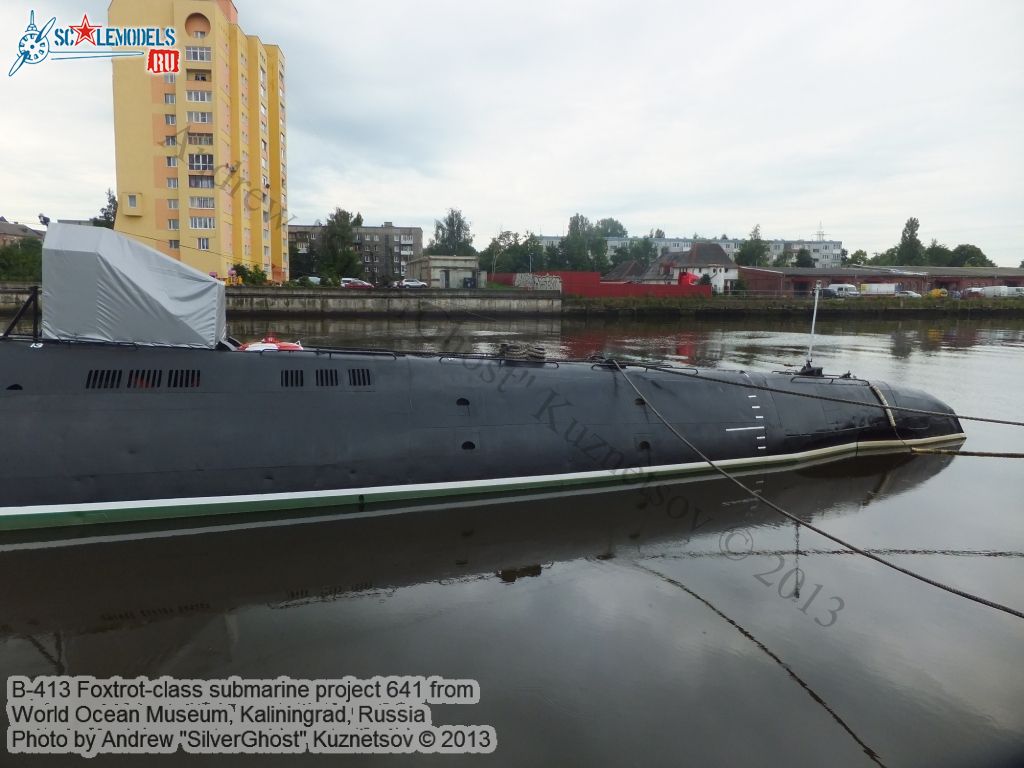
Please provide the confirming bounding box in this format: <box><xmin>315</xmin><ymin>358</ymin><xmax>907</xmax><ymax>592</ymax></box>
<box><xmin>2</xmin><ymin>0</ymin><xmax>1022</xmax><ymax>264</ymax></box>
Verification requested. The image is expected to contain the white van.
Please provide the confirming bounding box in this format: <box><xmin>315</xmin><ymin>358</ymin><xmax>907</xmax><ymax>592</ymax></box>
<box><xmin>827</xmin><ymin>283</ymin><xmax>860</xmax><ymax>298</ymax></box>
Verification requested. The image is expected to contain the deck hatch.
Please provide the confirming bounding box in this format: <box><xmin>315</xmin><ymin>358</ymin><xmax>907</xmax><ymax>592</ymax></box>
<box><xmin>348</xmin><ymin>368</ymin><xmax>372</xmax><ymax>387</ymax></box>
<box><xmin>85</xmin><ymin>369</ymin><xmax>123</xmax><ymax>389</ymax></box>
<box><xmin>281</xmin><ymin>370</ymin><xmax>305</xmax><ymax>388</ymax></box>
<box><xmin>167</xmin><ymin>369</ymin><xmax>201</xmax><ymax>388</ymax></box>
<box><xmin>316</xmin><ymin>369</ymin><xmax>339</xmax><ymax>387</ymax></box>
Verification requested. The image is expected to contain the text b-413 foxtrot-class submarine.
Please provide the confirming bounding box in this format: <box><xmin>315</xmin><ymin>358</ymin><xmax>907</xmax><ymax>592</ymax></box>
<box><xmin>0</xmin><ymin>225</ymin><xmax>965</xmax><ymax>531</ymax></box>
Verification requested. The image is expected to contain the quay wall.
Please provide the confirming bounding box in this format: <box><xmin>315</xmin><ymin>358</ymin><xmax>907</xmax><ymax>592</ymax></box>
<box><xmin>3</xmin><ymin>283</ymin><xmax>1023</xmax><ymax>318</ymax></box>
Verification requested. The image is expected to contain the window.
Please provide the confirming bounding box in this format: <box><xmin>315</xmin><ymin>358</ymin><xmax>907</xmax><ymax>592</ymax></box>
<box><xmin>188</xmin><ymin>175</ymin><xmax>214</xmax><ymax>188</ymax></box>
<box><xmin>193</xmin><ymin>30</ymin><xmax>207</xmax><ymax>39</ymax></box>
<box><xmin>168</xmin><ymin>239</ymin><xmax>180</xmax><ymax>249</ymax></box>
<box><xmin>189</xmin><ymin>196</ymin><xmax>215</xmax><ymax>209</ymax></box>
<box><xmin>186</xmin><ymin>89</ymin><xmax>212</xmax><ymax>102</ymax></box>
<box><xmin>187</xmin><ymin>132</ymin><xmax>213</xmax><ymax>145</ymax></box>
<box><xmin>167</xmin><ymin>199</ymin><xmax>179</xmax><ymax>209</ymax></box>
<box><xmin>168</xmin><ymin>219</ymin><xmax>179</xmax><ymax>230</ymax></box>
<box><xmin>166</xmin><ymin>156</ymin><xmax>177</xmax><ymax>167</ymax></box>
<box><xmin>262</xmin><ymin>210</ymin><xmax>269</xmax><ymax>223</ymax></box>
<box><xmin>264</xmin><ymin>246</ymin><xmax>270</xmax><ymax>259</ymax></box>
<box><xmin>167</xmin><ymin>177</ymin><xmax>179</xmax><ymax>189</ymax></box>
<box><xmin>163</xmin><ymin>73</ymin><xmax>176</xmax><ymax>84</ymax></box>
<box><xmin>186</xmin><ymin>111</ymin><xmax>212</xmax><ymax>123</ymax></box>
<box><xmin>188</xmin><ymin>153</ymin><xmax>214</xmax><ymax>171</ymax></box>
<box><xmin>188</xmin><ymin>69</ymin><xmax>210</xmax><ymax>82</ymax></box>
<box><xmin>261</xmin><ymin>139</ymin><xmax>267</xmax><ymax>154</ymax></box>
<box><xmin>165</xmin><ymin>135</ymin><xmax>177</xmax><ymax>147</ymax></box>
<box><xmin>197</xmin><ymin>237</ymin><xmax>210</xmax><ymax>251</ymax></box>
<box><xmin>185</xmin><ymin>46</ymin><xmax>212</xmax><ymax>62</ymax></box>
<box><xmin>164</xmin><ymin>113</ymin><xmax>176</xmax><ymax>125</ymax></box>
<box><xmin>163</xmin><ymin>93</ymin><xmax>175</xmax><ymax>104</ymax></box>
<box><xmin>190</xmin><ymin>216</ymin><xmax>215</xmax><ymax>229</ymax></box>
<box><xmin>127</xmin><ymin>194</ymin><xmax>138</xmax><ymax>208</ymax></box>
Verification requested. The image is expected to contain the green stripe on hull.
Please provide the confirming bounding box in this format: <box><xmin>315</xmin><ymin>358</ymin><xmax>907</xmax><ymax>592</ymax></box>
<box><xmin>0</xmin><ymin>434</ymin><xmax>966</xmax><ymax>532</ymax></box>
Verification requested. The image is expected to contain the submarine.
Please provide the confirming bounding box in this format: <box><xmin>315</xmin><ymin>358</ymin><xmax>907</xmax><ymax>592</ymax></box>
<box><xmin>0</xmin><ymin>225</ymin><xmax>965</xmax><ymax>531</ymax></box>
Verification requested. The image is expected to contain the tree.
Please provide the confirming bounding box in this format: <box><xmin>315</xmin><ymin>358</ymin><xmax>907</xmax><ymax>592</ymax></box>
<box><xmin>91</xmin><ymin>189</ymin><xmax>117</xmax><ymax>229</ymax></box>
<box><xmin>653</xmin><ymin>228</ymin><xmax>666</xmax><ymax>239</ymax></box>
<box><xmin>482</xmin><ymin>231</ymin><xmax>544</xmax><ymax>274</ymax></box>
<box><xmin>844</xmin><ymin>249</ymin><xmax>868</xmax><ymax>266</ymax></box>
<box><xmin>0</xmin><ymin>238</ymin><xmax>42</xmax><ymax>281</ymax></box>
<box><xmin>1019</xmin><ymin>259</ymin><xmax>1024</xmax><ymax>269</ymax></box>
<box><xmin>610</xmin><ymin>245</ymin><xmax>632</xmax><ymax>267</ymax></box>
<box><xmin>318</xmin><ymin>208</ymin><xmax>363</xmax><ymax>281</ymax></box>
<box><xmin>231</xmin><ymin>263</ymin><xmax>269</xmax><ymax>285</ymax></box>
<box><xmin>772</xmin><ymin>251</ymin><xmax>792</xmax><ymax>267</ymax></box>
<box><xmin>869</xmin><ymin>246</ymin><xmax>899</xmax><ymax>265</ymax></box>
<box><xmin>735</xmin><ymin>224</ymin><xmax>769</xmax><ymax>267</ymax></box>
<box><xmin>949</xmin><ymin>244</ymin><xmax>994</xmax><ymax>268</ymax></box>
<box><xmin>559</xmin><ymin>213</ymin><xmax>609</xmax><ymax>272</ymax></box>
<box><xmin>896</xmin><ymin>217</ymin><xmax>924</xmax><ymax>265</ymax></box>
<box><xmin>427</xmin><ymin>208</ymin><xmax>475</xmax><ymax>256</ymax></box>
<box><xmin>923</xmin><ymin>239</ymin><xmax>952</xmax><ymax>267</ymax></box>
<box><xmin>593</xmin><ymin>218</ymin><xmax>627</xmax><ymax>238</ymax></box>
<box><xmin>699</xmin><ymin>274</ymin><xmax>712</xmax><ymax>285</ymax></box>
<box><xmin>794</xmin><ymin>248</ymin><xmax>815</xmax><ymax>268</ymax></box>
<box><xmin>628</xmin><ymin>236</ymin><xmax>657</xmax><ymax>267</ymax></box>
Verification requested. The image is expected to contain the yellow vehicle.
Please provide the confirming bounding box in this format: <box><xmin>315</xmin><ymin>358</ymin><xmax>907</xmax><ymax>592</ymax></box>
<box><xmin>928</xmin><ymin>288</ymin><xmax>948</xmax><ymax>299</ymax></box>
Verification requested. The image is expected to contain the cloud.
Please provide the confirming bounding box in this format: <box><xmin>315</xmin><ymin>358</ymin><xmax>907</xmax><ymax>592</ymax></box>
<box><xmin>1</xmin><ymin>0</ymin><xmax>1021</xmax><ymax>263</ymax></box>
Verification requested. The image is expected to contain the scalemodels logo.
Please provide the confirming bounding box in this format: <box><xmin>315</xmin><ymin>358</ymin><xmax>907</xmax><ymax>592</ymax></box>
<box><xmin>9</xmin><ymin>9</ymin><xmax>178</xmax><ymax>77</ymax></box>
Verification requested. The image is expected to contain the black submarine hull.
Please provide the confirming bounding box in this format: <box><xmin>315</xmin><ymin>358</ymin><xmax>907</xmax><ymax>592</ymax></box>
<box><xmin>0</xmin><ymin>339</ymin><xmax>964</xmax><ymax>530</ymax></box>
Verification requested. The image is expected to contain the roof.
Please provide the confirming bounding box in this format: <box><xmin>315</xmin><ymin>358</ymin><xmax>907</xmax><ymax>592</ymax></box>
<box><xmin>0</xmin><ymin>220</ymin><xmax>44</xmax><ymax>240</ymax></box>
<box><xmin>676</xmin><ymin>243</ymin><xmax>737</xmax><ymax>267</ymax></box>
<box><xmin>642</xmin><ymin>243</ymin><xmax>735</xmax><ymax>279</ymax></box>
<box><xmin>604</xmin><ymin>260</ymin><xmax>646</xmax><ymax>280</ymax></box>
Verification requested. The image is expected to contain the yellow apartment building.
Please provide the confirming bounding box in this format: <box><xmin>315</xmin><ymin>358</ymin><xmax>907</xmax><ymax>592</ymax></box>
<box><xmin>109</xmin><ymin>0</ymin><xmax>288</xmax><ymax>281</ymax></box>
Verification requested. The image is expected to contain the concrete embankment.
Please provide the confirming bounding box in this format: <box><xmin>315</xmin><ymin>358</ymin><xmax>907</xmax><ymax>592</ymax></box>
<box><xmin>4</xmin><ymin>283</ymin><xmax>1023</xmax><ymax>318</ymax></box>
<box><xmin>226</xmin><ymin>287</ymin><xmax>562</xmax><ymax>316</ymax></box>
<box><xmin>0</xmin><ymin>284</ymin><xmax>563</xmax><ymax>317</ymax></box>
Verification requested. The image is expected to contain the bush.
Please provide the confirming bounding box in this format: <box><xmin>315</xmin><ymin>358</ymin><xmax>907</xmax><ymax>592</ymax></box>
<box><xmin>0</xmin><ymin>239</ymin><xmax>42</xmax><ymax>281</ymax></box>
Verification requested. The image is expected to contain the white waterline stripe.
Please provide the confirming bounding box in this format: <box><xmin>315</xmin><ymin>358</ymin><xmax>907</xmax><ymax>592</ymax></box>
<box><xmin>725</xmin><ymin>426</ymin><xmax>766</xmax><ymax>432</ymax></box>
<box><xmin>0</xmin><ymin>432</ymin><xmax>968</xmax><ymax>524</ymax></box>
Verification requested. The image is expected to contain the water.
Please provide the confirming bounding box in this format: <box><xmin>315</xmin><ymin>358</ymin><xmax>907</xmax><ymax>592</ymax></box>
<box><xmin>2</xmin><ymin>316</ymin><xmax>1023</xmax><ymax>767</ymax></box>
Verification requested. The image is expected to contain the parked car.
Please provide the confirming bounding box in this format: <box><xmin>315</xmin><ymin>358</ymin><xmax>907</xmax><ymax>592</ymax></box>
<box><xmin>397</xmin><ymin>278</ymin><xmax>428</xmax><ymax>288</ymax></box>
<box><xmin>826</xmin><ymin>283</ymin><xmax>860</xmax><ymax>298</ymax></box>
<box><xmin>895</xmin><ymin>290</ymin><xmax>922</xmax><ymax>298</ymax></box>
<box><xmin>340</xmin><ymin>278</ymin><xmax>374</xmax><ymax>289</ymax></box>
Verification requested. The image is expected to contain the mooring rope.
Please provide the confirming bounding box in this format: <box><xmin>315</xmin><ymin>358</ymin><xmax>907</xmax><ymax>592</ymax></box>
<box><xmin>630</xmin><ymin>562</ymin><xmax>887</xmax><ymax>767</ymax></box>
<box><xmin>610</xmin><ymin>360</ymin><xmax>1024</xmax><ymax>621</ymax></box>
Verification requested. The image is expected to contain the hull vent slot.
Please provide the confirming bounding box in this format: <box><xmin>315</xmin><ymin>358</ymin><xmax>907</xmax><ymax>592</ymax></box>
<box><xmin>348</xmin><ymin>368</ymin><xmax>372</xmax><ymax>387</ymax></box>
<box><xmin>281</xmin><ymin>370</ymin><xmax>304</xmax><ymax>388</ymax></box>
<box><xmin>316</xmin><ymin>369</ymin><xmax>339</xmax><ymax>387</ymax></box>
<box><xmin>127</xmin><ymin>369</ymin><xmax>163</xmax><ymax>389</ymax></box>
<box><xmin>167</xmin><ymin>369</ymin><xmax>201</xmax><ymax>389</ymax></box>
<box><xmin>85</xmin><ymin>369</ymin><xmax>123</xmax><ymax>389</ymax></box>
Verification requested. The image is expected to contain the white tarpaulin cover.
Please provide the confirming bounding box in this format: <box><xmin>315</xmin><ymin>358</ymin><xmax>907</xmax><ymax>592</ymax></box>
<box><xmin>42</xmin><ymin>224</ymin><xmax>226</xmax><ymax>348</ymax></box>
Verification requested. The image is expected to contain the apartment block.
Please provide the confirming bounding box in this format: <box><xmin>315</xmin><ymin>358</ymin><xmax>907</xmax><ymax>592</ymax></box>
<box><xmin>110</xmin><ymin>0</ymin><xmax>288</xmax><ymax>280</ymax></box>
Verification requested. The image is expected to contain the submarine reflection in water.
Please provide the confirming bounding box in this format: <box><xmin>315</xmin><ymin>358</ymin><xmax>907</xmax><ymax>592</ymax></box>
<box><xmin>0</xmin><ymin>452</ymin><xmax>953</xmax><ymax>665</ymax></box>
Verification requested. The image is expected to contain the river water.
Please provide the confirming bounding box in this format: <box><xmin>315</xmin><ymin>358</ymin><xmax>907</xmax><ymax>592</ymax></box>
<box><xmin>2</xmin><ymin>316</ymin><xmax>1023</xmax><ymax>767</ymax></box>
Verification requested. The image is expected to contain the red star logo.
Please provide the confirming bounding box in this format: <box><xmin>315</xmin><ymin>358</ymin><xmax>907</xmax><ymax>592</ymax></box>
<box><xmin>69</xmin><ymin>14</ymin><xmax>102</xmax><ymax>46</ymax></box>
